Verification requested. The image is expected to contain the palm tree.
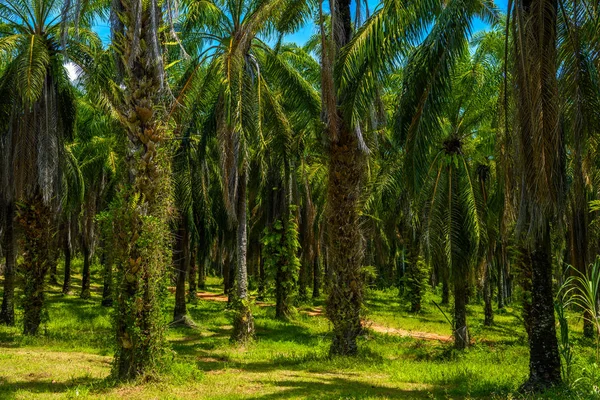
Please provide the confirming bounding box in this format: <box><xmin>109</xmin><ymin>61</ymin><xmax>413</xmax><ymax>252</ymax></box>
<box><xmin>557</xmin><ymin>0</ymin><xmax>600</xmax><ymax>339</ymax></box>
<box><xmin>323</xmin><ymin>0</ymin><xmax>497</xmax><ymax>355</ymax></box>
<box><xmin>0</xmin><ymin>0</ymin><xmax>98</xmax><ymax>335</ymax></box>
<box><xmin>510</xmin><ymin>0</ymin><xmax>563</xmax><ymax>390</ymax></box>
<box><xmin>61</xmin><ymin>0</ymin><xmax>172</xmax><ymax>374</ymax></box>
<box><xmin>0</xmin><ymin>201</ymin><xmax>16</xmax><ymax>325</ymax></box>
<box><xmin>182</xmin><ymin>0</ymin><xmax>313</xmax><ymax>341</ymax></box>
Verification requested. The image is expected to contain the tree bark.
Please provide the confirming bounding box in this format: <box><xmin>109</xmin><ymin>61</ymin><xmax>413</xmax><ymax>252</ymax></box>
<box><xmin>497</xmin><ymin>248</ymin><xmax>505</xmax><ymax>309</ymax></box>
<box><xmin>188</xmin><ymin>243</ymin><xmax>197</xmax><ymax>302</ymax></box>
<box><xmin>198</xmin><ymin>247</ymin><xmax>206</xmax><ymax>291</ymax></box>
<box><xmin>101</xmin><ymin>241</ymin><xmax>113</xmax><ymax>307</ymax></box>
<box><xmin>231</xmin><ymin>175</ymin><xmax>254</xmax><ymax>342</ymax></box>
<box><xmin>483</xmin><ymin>260</ymin><xmax>494</xmax><ymax>326</ymax></box>
<box><xmin>80</xmin><ymin>241</ymin><xmax>92</xmax><ymax>299</ymax></box>
<box><xmin>19</xmin><ymin>193</ymin><xmax>53</xmax><ymax>335</ymax></box>
<box><xmin>113</xmin><ymin>0</ymin><xmax>172</xmax><ymax>379</ymax></box>
<box><xmin>515</xmin><ymin>0</ymin><xmax>563</xmax><ymax>390</ymax></box>
<box><xmin>441</xmin><ymin>273</ymin><xmax>449</xmax><ymax>305</ymax></box>
<box><xmin>257</xmin><ymin>250</ymin><xmax>266</xmax><ymax>301</ymax></box>
<box><xmin>454</xmin><ymin>277</ymin><xmax>469</xmax><ymax>349</ymax></box>
<box><xmin>405</xmin><ymin>244</ymin><xmax>424</xmax><ymax>313</ymax></box>
<box><xmin>0</xmin><ymin>202</ymin><xmax>16</xmax><ymax>326</ymax></box>
<box><xmin>312</xmin><ymin>242</ymin><xmax>321</xmax><ymax>299</ymax></box>
<box><xmin>61</xmin><ymin>221</ymin><xmax>72</xmax><ymax>295</ymax></box>
<box><xmin>323</xmin><ymin>0</ymin><xmax>366</xmax><ymax>356</ymax></box>
<box><xmin>172</xmin><ymin>217</ymin><xmax>191</xmax><ymax>325</ymax></box>
<box><xmin>522</xmin><ymin>227</ymin><xmax>562</xmax><ymax>390</ymax></box>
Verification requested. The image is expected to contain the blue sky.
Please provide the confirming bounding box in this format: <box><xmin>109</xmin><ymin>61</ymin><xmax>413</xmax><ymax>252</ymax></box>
<box><xmin>95</xmin><ymin>0</ymin><xmax>509</xmax><ymax>45</ymax></box>
<box><xmin>286</xmin><ymin>0</ymin><xmax>508</xmax><ymax>45</ymax></box>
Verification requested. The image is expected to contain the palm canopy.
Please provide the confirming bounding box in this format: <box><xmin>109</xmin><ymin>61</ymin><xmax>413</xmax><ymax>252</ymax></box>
<box><xmin>177</xmin><ymin>0</ymin><xmax>318</xmax><ymax>222</ymax></box>
<box><xmin>0</xmin><ymin>0</ymin><xmax>100</xmax><ymax>204</ymax></box>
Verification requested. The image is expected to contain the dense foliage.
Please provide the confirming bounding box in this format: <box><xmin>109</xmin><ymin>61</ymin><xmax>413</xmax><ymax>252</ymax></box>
<box><xmin>1</xmin><ymin>0</ymin><xmax>600</xmax><ymax>396</ymax></box>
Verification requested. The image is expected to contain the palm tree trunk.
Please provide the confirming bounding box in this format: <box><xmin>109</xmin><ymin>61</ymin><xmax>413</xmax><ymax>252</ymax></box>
<box><xmin>497</xmin><ymin>248</ymin><xmax>505</xmax><ymax>309</ymax></box>
<box><xmin>198</xmin><ymin>247</ymin><xmax>206</xmax><ymax>291</ymax></box>
<box><xmin>231</xmin><ymin>175</ymin><xmax>254</xmax><ymax>342</ymax></box>
<box><xmin>483</xmin><ymin>260</ymin><xmax>493</xmax><ymax>326</ymax></box>
<box><xmin>188</xmin><ymin>243</ymin><xmax>197</xmax><ymax>302</ymax></box>
<box><xmin>48</xmin><ymin>252</ymin><xmax>59</xmax><ymax>285</ymax></box>
<box><xmin>172</xmin><ymin>217</ymin><xmax>193</xmax><ymax>326</ymax></box>
<box><xmin>441</xmin><ymin>266</ymin><xmax>450</xmax><ymax>305</ymax></box>
<box><xmin>80</xmin><ymin>241</ymin><xmax>92</xmax><ymax>299</ymax></box>
<box><xmin>62</xmin><ymin>220</ymin><xmax>72</xmax><ymax>295</ymax></box>
<box><xmin>257</xmin><ymin>250</ymin><xmax>266</xmax><ymax>301</ymax></box>
<box><xmin>0</xmin><ymin>202</ymin><xmax>16</xmax><ymax>326</ymax></box>
<box><xmin>19</xmin><ymin>192</ymin><xmax>53</xmax><ymax>335</ymax></box>
<box><xmin>323</xmin><ymin>0</ymin><xmax>366</xmax><ymax>356</ymax></box>
<box><xmin>405</xmin><ymin>244</ymin><xmax>423</xmax><ymax>313</ymax></box>
<box><xmin>523</xmin><ymin>226</ymin><xmax>561</xmax><ymax>389</ymax></box>
<box><xmin>101</xmin><ymin>241</ymin><xmax>113</xmax><ymax>307</ymax></box>
<box><xmin>312</xmin><ymin>242</ymin><xmax>321</xmax><ymax>299</ymax></box>
<box><xmin>454</xmin><ymin>276</ymin><xmax>469</xmax><ymax>349</ymax></box>
<box><xmin>515</xmin><ymin>0</ymin><xmax>563</xmax><ymax>389</ymax></box>
<box><xmin>113</xmin><ymin>0</ymin><xmax>171</xmax><ymax>379</ymax></box>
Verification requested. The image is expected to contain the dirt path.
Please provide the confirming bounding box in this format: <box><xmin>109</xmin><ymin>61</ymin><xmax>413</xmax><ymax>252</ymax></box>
<box><xmin>298</xmin><ymin>306</ymin><xmax>452</xmax><ymax>343</ymax></box>
<box><xmin>185</xmin><ymin>291</ymin><xmax>452</xmax><ymax>342</ymax></box>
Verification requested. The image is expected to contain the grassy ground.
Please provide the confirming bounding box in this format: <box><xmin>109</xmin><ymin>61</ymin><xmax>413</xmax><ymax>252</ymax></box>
<box><xmin>1</xmin><ymin>261</ymin><xmax>599</xmax><ymax>399</ymax></box>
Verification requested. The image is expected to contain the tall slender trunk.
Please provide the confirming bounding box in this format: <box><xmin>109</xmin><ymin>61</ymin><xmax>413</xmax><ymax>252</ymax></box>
<box><xmin>231</xmin><ymin>175</ymin><xmax>254</xmax><ymax>342</ymax></box>
<box><xmin>324</xmin><ymin>0</ymin><xmax>366</xmax><ymax>356</ymax></box>
<box><xmin>454</xmin><ymin>277</ymin><xmax>469</xmax><ymax>349</ymax></box>
<box><xmin>225</xmin><ymin>245</ymin><xmax>235</xmax><ymax>302</ymax></box>
<box><xmin>483</xmin><ymin>260</ymin><xmax>494</xmax><ymax>326</ymax></box>
<box><xmin>0</xmin><ymin>202</ymin><xmax>16</xmax><ymax>326</ymax></box>
<box><xmin>62</xmin><ymin>220</ymin><xmax>72</xmax><ymax>295</ymax></box>
<box><xmin>312</xmin><ymin>242</ymin><xmax>321</xmax><ymax>299</ymax></box>
<box><xmin>80</xmin><ymin>241</ymin><xmax>92</xmax><ymax>299</ymax></box>
<box><xmin>298</xmin><ymin>260</ymin><xmax>309</xmax><ymax>303</ymax></box>
<box><xmin>48</xmin><ymin>249</ymin><xmax>59</xmax><ymax>286</ymax></box>
<box><xmin>257</xmin><ymin>249</ymin><xmax>266</xmax><ymax>301</ymax></box>
<box><xmin>188</xmin><ymin>243</ymin><xmax>197</xmax><ymax>301</ymax></box>
<box><xmin>405</xmin><ymin>242</ymin><xmax>423</xmax><ymax>313</ymax></box>
<box><xmin>198</xmin><ymin>247</ymin><xmax>206</xmax><ymax>290</ymax></box>
<box><xmin>173</xmin><ymin>217</ymin><xmax>191</xmax><ymax>324</ymax></box>
<box><xmin>101</xmin><ymin>241</ymin><xmax>113</xmax><ymax>307</ymax></box>
<box><xmin>497</xmin><ymin>246</ymin><xmax>505</xmax><ymax>309</ymax></box>
<box><xmin>441</xmin><ymin>279</ymin><xmax>449</xmax><ymax>305</ymax></box>
<box><xmin>19</xmin><ymin>192</ymin><xmax>53</xmax><ymax>335</ymax></box>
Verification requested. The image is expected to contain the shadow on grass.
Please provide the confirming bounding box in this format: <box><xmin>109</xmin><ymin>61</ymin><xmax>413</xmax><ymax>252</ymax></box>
<box><xmin>247</xmin><ymin>376</ymin><xmax>437</xmax><ymax>399</ymax></box>
<box><xmin>0</xmin><ymin>376</ymin><xmax>107</xmax><ymax>399</ymax></box>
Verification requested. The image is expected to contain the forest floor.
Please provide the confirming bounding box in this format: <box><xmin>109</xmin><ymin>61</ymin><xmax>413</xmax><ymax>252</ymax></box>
<box><xmin>1</xmin><ymin>262</ymin><xmax>599</xmax><ymax>399</ymax></box>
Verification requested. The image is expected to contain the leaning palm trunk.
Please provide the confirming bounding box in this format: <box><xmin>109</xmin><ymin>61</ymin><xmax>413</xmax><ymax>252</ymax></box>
<box><xmin>0</xmin><ymin>202</ymin><xmax>16</xmax><ymax>326</ymax></box>
<box><xmin>111</xmin><ymin>0</ymin><xmax>172</xmax><ymax>380</ymax></box>
<box><xmin>19</xmin><ymin>192</ymin><xmax>54</xmax><ymax>335</ymax></box>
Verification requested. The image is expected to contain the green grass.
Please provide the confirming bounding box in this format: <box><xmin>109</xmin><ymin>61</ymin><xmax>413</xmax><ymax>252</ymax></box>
<box><xmin>1</xmin><ymin>263</ymin><xmax>600</xmax><ymax>399</ymax></box>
